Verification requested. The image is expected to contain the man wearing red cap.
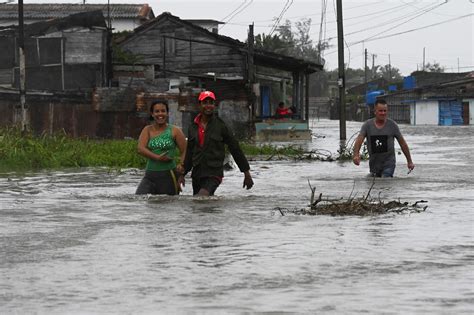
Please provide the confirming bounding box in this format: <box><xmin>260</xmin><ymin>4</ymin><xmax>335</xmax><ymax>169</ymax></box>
<box><xmin>181</xmin><ymin>90</ymin><xmax>254</xmax><ymax>196</ymax></box>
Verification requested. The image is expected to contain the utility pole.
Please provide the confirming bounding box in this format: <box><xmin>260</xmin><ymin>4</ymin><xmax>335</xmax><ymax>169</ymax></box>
<box><xmin>247</xmin><ymin>23</ymin><xmax>255</xmax><ymax>84</ymax></box>
<box><xmin>247</xmin><ymin>23</ymin><xmax>256</xmax><ymax>123</ymax></box>
<box><xmin>364</xmin><ymin>48</ymin><xmax>368</xmax><ymax>92</ymax></box>
<box><xmin>457</xmin><ymin>58</ymin><xmax>460</xmax><ymax>73</ymax></box>
<box><xmin>388</xmin><ymin>54</ymin><xmax>392</xmax><ymax>82</ymax></box>
<box><xmin>422</xmin><ymin>47</ymin><xmax>426</xmax><ymax>71</ymax></box>
<box><xmin>107</xmin><ymin>0</ymin><xmax>111</xmax><ymax>30</ymax></box>
<box><xmin>336</xmin><ymin>0</ymin><xmax>346</xmax><ymax>142</ymax></box>
<box><xmin>371</xmin><ymin>53</ymin><xmax>376</xmax><ymax>79</ymax></box>
<box><xmin>18</xmin><ymin>0</ymin><xmax>27</xmax><ymax>132</ymax></box>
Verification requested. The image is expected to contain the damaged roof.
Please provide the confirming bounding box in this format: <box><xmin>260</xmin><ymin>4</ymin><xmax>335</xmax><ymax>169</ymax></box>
<box><xmin>0</xmin><ymin>3</ymin><xmax>154</xmax><ymax>21</ymax></box>
<box><xmin>0</xmin><ymin>10</ymin><xmax>107</xmax><ymax>37</ymax></box>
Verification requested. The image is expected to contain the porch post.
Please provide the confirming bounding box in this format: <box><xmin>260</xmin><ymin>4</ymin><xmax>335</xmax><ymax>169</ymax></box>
<box><xmin>18</xmin><ymin>0</ymin><xmax>28</xmax><ymax>132</ymax></box>
<box><xmin>292</xmin><ymin>72</ymin><xmax>299</xmax><ymax>111</ymax></box>
<box><xmin>305</xmin><ymin>73</ymin><xmax>309</xmax><ymax>122</ymax></box>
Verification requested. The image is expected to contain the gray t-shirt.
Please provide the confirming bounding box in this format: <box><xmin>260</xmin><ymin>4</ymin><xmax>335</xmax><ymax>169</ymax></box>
<box><xmin>359</xmin><ymin>118</ymin><xmax>402</xmax><ymax>174</ymax></box>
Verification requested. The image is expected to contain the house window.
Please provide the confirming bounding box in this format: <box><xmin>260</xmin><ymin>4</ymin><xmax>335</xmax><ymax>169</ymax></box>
<box><xmin>164</xmin><ymin>37</ymin><xmax>176</xmax><ymax>55</ymax></box>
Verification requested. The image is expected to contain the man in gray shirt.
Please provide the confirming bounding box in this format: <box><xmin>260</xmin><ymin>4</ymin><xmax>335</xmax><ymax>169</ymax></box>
<box><xmin>353</xmin><ymin>99</ymin><xmax>415</xmax><ymax>177</ymax></box>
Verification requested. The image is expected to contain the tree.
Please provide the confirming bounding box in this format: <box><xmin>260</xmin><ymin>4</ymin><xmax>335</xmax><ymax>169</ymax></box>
<box><xmin>254</xmin><ymin>33</ymin><xmax>288</xmax><ymax>55</ymax></box>
<box><xmin>377</xmin><ymin>64</ymin><xmax>402</xmax><ymax>81</ymax></box>
<box><xmin>424</xmin><ymin>62</ymin><xmax>445</xmax><ymax>73</ymax></box>
<box><xmin>253</xmin><ymin>18</ymin><xmax>329</xmax><ymax>64</ymax></box>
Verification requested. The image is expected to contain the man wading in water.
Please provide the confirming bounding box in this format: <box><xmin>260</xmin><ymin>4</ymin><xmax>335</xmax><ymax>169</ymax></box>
<box><xmin>353</xmin><ymin>99</ymin><xmax>415</xmax><ymax>177</ymax></box>
<box><xmin>181</xmin><ymin>91</ymin><xmax>254</xmax><ymax>196</ymax></box>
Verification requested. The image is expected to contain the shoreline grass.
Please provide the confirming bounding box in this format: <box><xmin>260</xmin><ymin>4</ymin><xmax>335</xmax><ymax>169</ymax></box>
<box><xmin>0</xmin><ymin>128</ymin><xmax>311</xmax><ymax>172</ymax></box>
<box><xmin>0</xmin><ymin>128</ymin><xmax>145</xmax><ymax>172</ymax></box>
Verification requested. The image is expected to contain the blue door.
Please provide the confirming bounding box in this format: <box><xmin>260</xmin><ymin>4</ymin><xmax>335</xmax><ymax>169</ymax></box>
<box><xmin>261</xmin><ymin>86</ymin><xmax>271</xmax><ymax>118</ymax></box>
<box><xmin>439</xmin><ymin>101</ymin><xmax>463</xmax><ymax>126</ymax></box>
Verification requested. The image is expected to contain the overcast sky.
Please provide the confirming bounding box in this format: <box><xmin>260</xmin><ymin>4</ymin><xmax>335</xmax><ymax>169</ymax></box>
<box><xmin>23</xmin><ymin>0</ymin><xmax>474</xmax><ymax>76</ymax></box>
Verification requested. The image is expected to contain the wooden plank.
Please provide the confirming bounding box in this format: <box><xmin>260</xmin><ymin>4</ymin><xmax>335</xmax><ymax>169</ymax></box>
<box><xmin>64</xmin><ymin>31</ymin><xmax>105</xmax><ymax>64</ymax></box>
<box><xmin>0</xmin><ymin>69</ymin><xmax>12</xmax><ymax>85</ymax></box>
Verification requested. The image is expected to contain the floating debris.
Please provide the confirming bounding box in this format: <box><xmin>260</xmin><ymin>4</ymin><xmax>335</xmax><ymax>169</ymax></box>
<box><xmin>274</xmin><ymin>179</ymin><xmax>428</xmax><ymax>216</ymax></box>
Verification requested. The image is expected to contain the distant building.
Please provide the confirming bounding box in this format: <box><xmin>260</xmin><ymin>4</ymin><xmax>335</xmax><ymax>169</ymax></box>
<box><xmin>0</xmin><ymin>3</ymin><xmax>154</xmax><ymax>32</ymax></box>
<box><xmin>117</xmin><ymin>11</ymin><xmax>322</xmax><ymax>140</ymax></box>
<box><xmin>380</xmin><ymin>72</ymin><xmax>474</xmax><ymax>125</ymax></box>
<box><xmin>183</xmin><ymin>19</ymin><xmax>223</xmax><ymax>34</ymax></box>
<box><xmin>0</xmin><ymin>10</ymin><xmax>323</xmax><ymax>140</ymax></box>
<box><xmin>0</xmin><ymin>10</ymin><xmax>110</xmax><ymax>91</ymax></box>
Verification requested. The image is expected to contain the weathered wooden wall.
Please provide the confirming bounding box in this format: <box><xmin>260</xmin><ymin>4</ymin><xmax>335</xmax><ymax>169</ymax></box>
<box><xmin>120</xmin><ymin>18</ymin><xmax>245</xmax><ymax>77</ymax></box>
<box><xmin>0</xmin><ymin>91</ymin><xmax>147</xmax><ymax>139</ymax></box>
<box><xmin>0</xmin><ymin>28</ymin><xmax>107</xmax><ymax>91</ymax></box>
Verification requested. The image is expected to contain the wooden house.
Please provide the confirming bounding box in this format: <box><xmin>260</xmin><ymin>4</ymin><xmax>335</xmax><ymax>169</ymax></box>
<box><xmin>116</xmin><ymin>12</ymin><xmax>322</xmax><ymax>140</ymax></box>
<box><xmin>0</xmin><ymin>10</ymin><xmax>110</xmax><ymax>91</ymax></box>
<box><xmin>0</xmin><ymin>11</ymin><xmax>147</xmax><ymax>139</ymax></box>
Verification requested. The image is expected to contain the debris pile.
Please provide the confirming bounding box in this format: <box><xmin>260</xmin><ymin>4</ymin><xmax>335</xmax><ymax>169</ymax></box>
<box><xmin>275</xmin><ymin>180</ymin><xmax>428</xmax><ymax>216</ymax></box>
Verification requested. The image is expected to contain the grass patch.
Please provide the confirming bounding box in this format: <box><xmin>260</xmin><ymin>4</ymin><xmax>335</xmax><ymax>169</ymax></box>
<box><xmin>0</xmin><ymin>127</ymin><xmax>145</xmax><ymax>172</ymax></box>
<box><xmin>0</xmin><ymin>128</ymin><xmax>363</xmax><ymax>172</ymax></box>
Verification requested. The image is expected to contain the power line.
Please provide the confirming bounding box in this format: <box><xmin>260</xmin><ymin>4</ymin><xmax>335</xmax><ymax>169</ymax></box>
<box><xmin>324</xmin><ymin>1</ymin><xmax>438</xmax><ymax>35</ymax></box>
<box><xmin>351</xmin><ymin>12</ymin><xmax>472</xmax><ymax>46</ymax></box>
<box><xmin>324</xmin><ymin>1</ymin><xmax>413</xmax><ymax>25</ymax></box>
<box><xmin>400</xmin><ymin>0</ymin><xmax>462</xmax><ymax>17</ymax></box>
<box><xmin>361</xmin><ymin>0</ymin><xmax>449</xmax><ymax>43</ymax></box>
<box><xmin>269</xmin><ymin>0</ymin><xmax>294</xmax><ymax>36</ymax></box>
<box><xmin>220</xmin><ymin>0</ymin><xmax>254</xmax><ymax>30</ymax></box>
<box><xmin>326</xmin><ymin>1</ymin><xmax>446</xmax><ymax>41</ymax></box>
<box><xmin>324</xmin><ymin>12</ymin><xmax>473</xmax><ymax>56</ymax></box>
<box><xmin>220</xmin><ymin>0</ymin><xmax>248</xmax><ymax>22</ymax></box>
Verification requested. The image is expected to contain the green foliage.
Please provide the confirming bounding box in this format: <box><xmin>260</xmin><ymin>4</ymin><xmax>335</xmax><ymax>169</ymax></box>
<box><xmin>326</xmin><ymin>65</ymin><xmax>402</xmax><ymax>84</ymax></box>
<box><xmin>111</xmin><ymin>37</ymin><xmax>143</xmax><ymax>65</ymax></box>
<box><xmin>0</xmin><ymin>127</ymin><xmax>146</xmax><ymax>172</ymax></box>
<box><xmin>424</xmin><ymin>62</ymin><xmax>445</xmax><ymax>73</ymax></box>
<box><xmin>0</xmin><ymin>128</ymin><xmax>364</xmax><ymax>172</ymax></box>
<box><xmin>253</xmin><ymin>18</ymin><xmax>327</xmax><ymax>64</ymax></box>
<box><xmin>337</xmin><ymin>132</ymin><xmax>369</xmax><ymax>161</ymax></box>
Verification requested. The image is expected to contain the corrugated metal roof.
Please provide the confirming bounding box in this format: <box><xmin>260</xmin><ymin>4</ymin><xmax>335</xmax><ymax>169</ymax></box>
<box><xmin>0</xmin><ymin>3</ymin><xmax>154</xmax><ymax>20</ymax></box>
<box><xmin>0</xmin><ymin>10</ymin><xmax>108</xmax><ymax>37</ymax></box>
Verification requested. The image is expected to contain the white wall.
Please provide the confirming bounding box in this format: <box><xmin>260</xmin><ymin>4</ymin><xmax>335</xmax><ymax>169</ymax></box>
<box><xmin>467</xmin><ymin>98</ymin><xmax>474</xmax><ymax>125</ymax></box>
<box><xmin>110</xmin><ymin>19</ymin><xmax>142</xmax><ymax>32</ymax></box>
<box><xmin>414</xmin><ymin>100</ymin><xmax>438</xmax><ymax>125</ymax></box>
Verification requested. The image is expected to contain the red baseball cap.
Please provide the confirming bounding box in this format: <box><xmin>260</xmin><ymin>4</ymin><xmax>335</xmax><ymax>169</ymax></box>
<box><xmin>198</xmin><ymin>91</ymin><xmax>216</xmax><ymax>101</ymax></box>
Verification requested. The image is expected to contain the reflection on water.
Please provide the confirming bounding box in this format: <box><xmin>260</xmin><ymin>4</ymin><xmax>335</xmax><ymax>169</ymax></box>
<box><xmin>1</xmin><ymin>121</ymin><xmax>473</xmax><ymax>313</ymax></box>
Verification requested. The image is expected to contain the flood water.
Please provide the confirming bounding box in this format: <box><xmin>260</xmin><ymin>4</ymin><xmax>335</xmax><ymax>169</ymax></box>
<box><xmin>1</xmin><ymin>120</ymin><xmax>473</xmax><ymax>314</ymax></box>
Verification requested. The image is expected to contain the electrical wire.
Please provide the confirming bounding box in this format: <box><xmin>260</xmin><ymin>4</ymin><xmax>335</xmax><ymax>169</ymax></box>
<box><xmin>324</xmin><ymin>1</ymin><xmax>414</xmax><ymax>25</ymax></box>
<box><xmin>325</xmin><ymin>1</ymin><xmax>445</xmax><ymax>40</ymax></box>
<box><xmin>220</xmin><ymin>0</ymin><xmax>248</xmax><ymax>22</ymax></box>
<box><xmin>220</xmin><ymin>0</ymin><xmax>254</xmax><ymax>30</ymax></box>
<box><xmin>317</xmin><ymin>0</ymin><xmax>327</xmax><ymax>55</ymax></box>
<box><xmin>352</xmin><ymin>12</ymin><xmax>473</xmax><ymax>44</ymax></box>
<box><xmin>324</xmin><ymin>12</ymin><xmax>473</xmax><ymax>56</ymax></box>
<box><xmin>361</xmin><ymin>0</ymin><xmax>449</xmax><ymax>43</ymax></box>
<box><xmin>400</xmin><ymin>0</ymin><xmax>460</xmax><ymax>17</ymax></box>
<box><xmin>269</xmin><ymin>0</ymin><xmax>294</xmax><ymax>36</ymax></box>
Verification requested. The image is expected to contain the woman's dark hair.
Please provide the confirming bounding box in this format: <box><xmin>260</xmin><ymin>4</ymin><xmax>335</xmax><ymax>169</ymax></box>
<box><xmin>149</xmin><ymin>99</ymin><xmax>169</xmax><ymax>113</ymax></box>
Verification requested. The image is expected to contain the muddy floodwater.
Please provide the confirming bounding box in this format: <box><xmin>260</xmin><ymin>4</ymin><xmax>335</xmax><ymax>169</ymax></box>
<box><xmin>1</xmin><ymin>120</ymin><xmax>473</xmax><ymax>314</ymax></box>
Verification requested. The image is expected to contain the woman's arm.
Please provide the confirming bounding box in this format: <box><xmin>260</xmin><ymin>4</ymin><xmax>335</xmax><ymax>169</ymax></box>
<box><xmin>172</xmin><ymin>126</ymin><xmax>187</xmax><ymax>173</ymax></box>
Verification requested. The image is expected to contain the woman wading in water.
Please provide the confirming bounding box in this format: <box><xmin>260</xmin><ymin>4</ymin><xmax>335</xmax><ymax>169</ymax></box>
<box><xmin>136</xmin><ymin>100</ymin><xmax>186</xmax><ymax>195</ymax></box>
